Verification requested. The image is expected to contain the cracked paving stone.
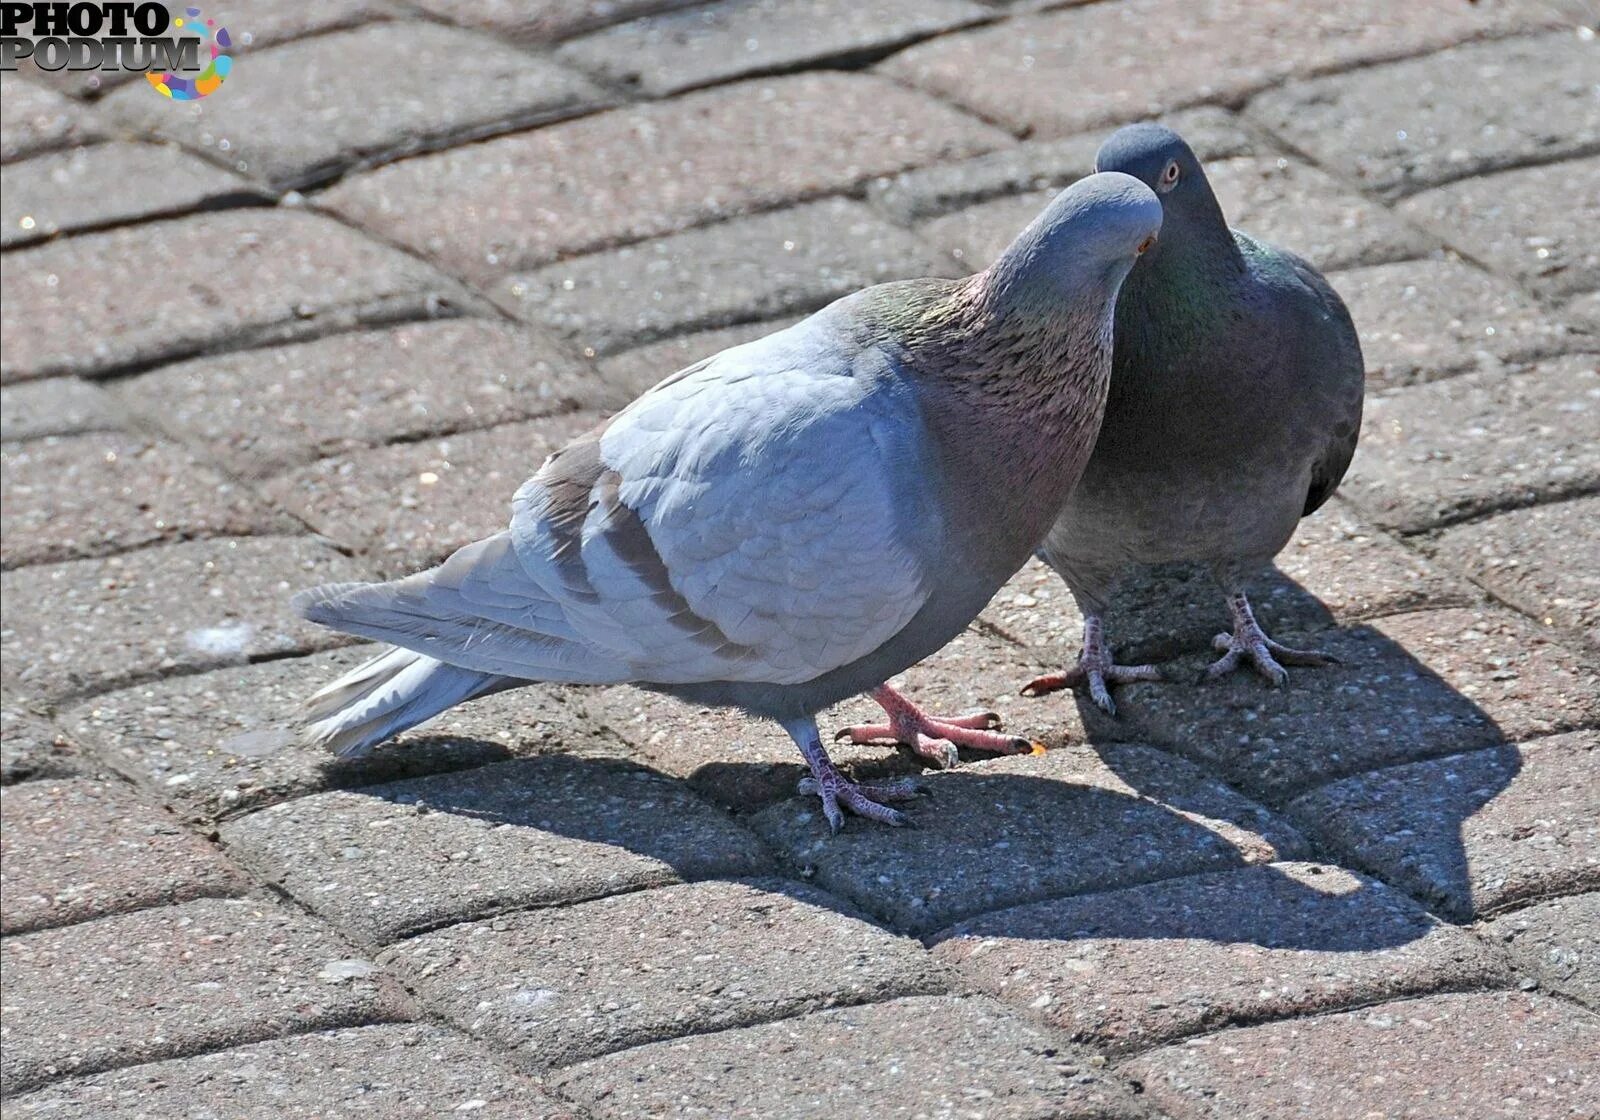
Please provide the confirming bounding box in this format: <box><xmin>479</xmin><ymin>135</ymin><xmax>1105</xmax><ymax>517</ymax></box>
<box><xmin>1</xmin><ymin>432</ymin><xmax>292</xmax><ymax>569</ymax></box>
<box><xmin>1341</xmin><ymin>354</ymin><xmax>1600</xmax><ymax>532</ymax></box>
<box><xmin>409</xmin><ymin>0</ymin><xmax>702</xmax><ymax>43</ymax></box>
<box><xmin>1430</xmin><ymin>495</ymin><xmax>1600</xmax><ymax>647</ymax></box>
<box><xmin>0</xmin><ymin>896</ymin><xmax>408</xmax><ymax>1095</ymax></box>
<box><xmin>553</xmin><ymin>994</ymin><xmax>1138</xmax><ymax>1120</ymax></box>
<box><xmin>260</xmin><ymin>411</ymin><xmax>604</xmax><ymax>577</ymax></box>
<box><xmin>1</xmin><ymin>696</ymin><xmax>79</xmax><ymax>784</ymax></box>
<box><xmin>1288</xmin><ymin>731</ymin><xmax>1599</xmax><ymax>921</ymax></box>
<box><xmin>0</xmin><ymin>75</ymin><xmax>101</xmax><ymax>163</ymax></box>
<box><xmin>382</xmin><ymin>878</ymin><xmax>946</xmax><ymax>1069</ymax></box>
<box><xmin>105</xmin><ymin>23</ymin><xmax>609</xmax><ymax>192</ymax></box>
<box><xmin>596</xmin><ymin>318</ymin><xmax>797</xmax><ymax>400</ymax></box>
<box><xmin>1125</xmin><ymin>990</ymin><xmax>1600</xmax><ymax>1120</ymax></box>
<box><xmin>0</xmin><ymin>142</ymin><xmax>266</xmax><ymax>249</ymax></box>
<box><xmin>1</xmin><ymin>778</ymin><xmax>247</xmax><ymax>934</ymax></box>
<box><xmin>0</xmin><ymin>378</ymin><xmax>122</xmax><ymax>441</ymax></box>
<box><xmin>220</xmin><ymin>755</ymin><xmax>772</xmax><ymax>944</ymax></box>
<box><xmin>0</xmin><ymin>209</ymin><xmax>466</xmax><ymax>383</ymax></box>
<box><xmin>117</xmin><ymin>320</ymin><xmax>617</xmax><ymax>479</ymax></box>
<box><xmin>499</xmin><ymin>198</ymin><xmax>955</xmax><ymax>356</ymax></box>
<box><xmin>0</xmin><ymin>536</ymin><xmax>367</xmax><ymax>702</ymax></box>
<box><xmin>60</xmin><ymin>646</ymin><xmax>618</xmax><ymax>824</ymax></box>
<box><xmin>1484</xmin><ymin>891</ymin><xmax>1600</xmax><ymax>1011</ymax></box>
<box><xmin>933</xmin><ymin>862</ymin><xmax>1510</xmax><ymax>1052</ymax></box>
<box><xmin>1249</xmin><ymin>31</ymin><xmax>1600</xmax><ymax>198</ymax></box>
<box><xmin>3</xmin><ymin>1023</ymin><xmax>571</xmax><ymax>1119</ymax></box>
<box><xmin>752</xmin><ymin>743</ymin><xmax>1307</xmax><ymax>936</ymax></box>
<box><xmin>320</xmin><ymin>71</ymin><xmax>1008</xmax><ymax>284</ymax></box>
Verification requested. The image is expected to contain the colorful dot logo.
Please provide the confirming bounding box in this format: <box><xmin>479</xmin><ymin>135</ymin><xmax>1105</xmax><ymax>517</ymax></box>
<box><xmin>147</xmin><ymin>7</ymin><xmax>231</xmax><ymax>100</ymax></box>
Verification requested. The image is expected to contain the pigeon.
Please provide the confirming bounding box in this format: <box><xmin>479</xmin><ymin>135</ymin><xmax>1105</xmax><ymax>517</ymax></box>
<box><xmin>292</xmin><ymin>172</ymin><xmax>1162</xmax><ymax>830</ymax></box>
<box><xmin>1021</xmin><ymin>124</ymin><xmax>1364</xmax><ymax>716</ymax></box>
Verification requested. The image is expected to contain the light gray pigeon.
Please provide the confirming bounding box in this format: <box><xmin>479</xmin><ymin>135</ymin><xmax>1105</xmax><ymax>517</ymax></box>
<box><xmin>1023</xmin><ymin>124</ymin><xmax>1364</xmax><ymax>715</ymax></box>
<box><xmin>292</xmin><ymin>172</ymin><xmax>1162</xmax><ymax>830</ymax></box>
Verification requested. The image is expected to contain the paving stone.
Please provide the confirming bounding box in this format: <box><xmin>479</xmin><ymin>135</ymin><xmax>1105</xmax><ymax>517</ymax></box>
<box><xmin>221</xmin><ymin>755</ymin><xmax>772</xmax><ymax>944</ymax></box>
<box><xmin>261</xmin><ymin>411</ymin><xmax>604</xmax><ymax>575</ymax></box>
<box><xmin>1112</xmin><ymin>606</ymin><xmax>1600</xmax><ymax>803</ymax></box>
<box><xmin>0</xmin><ymin>778</ymin><xmax>246</xmax><ymax>934</ymax></box>
<box><xmin>1431</xmin><ymin>496</ymin><xmax>1600</xmax><ymax>647</ymax></box>
<box><xmin>501</xmin><ymin>198</ymin><xmax>955</xmax><ymax>355</ymax></box>
<box><xmin>0</xmin><ymin>209</ymin><xmax>465</xmax><ymax>383</ymax></box>
<box><xmin>117</xmin><ymin>320</ymin><xmax>615</xmax><ymax>479</ymax></box>
<box><xmin>933</xmin><ymin>862</ymin><xmax>1510</xmax><ymax>1052</ymax></box>
<box><xmin>0</xmin><ymin>536</ymin><xmax>366</xmax><ymax>702</ymax></box>
<box><xmin>558</xmin><ymin>0</ymin><xmax>989</xmax><ymax>96</ymax></box>
<box><xmin>752</xmin><ymin>743</ymin><xmax>1307</xmax><ymax>936</ymax></box>
<box><xmin>105</xmin><ymin>24</ymin><xmax>609</xmax><ymax>192</ymax></box>
<box><xmin>411</xmin><ymin>0</ymin><xmax>701</xmax><ymax>43</ymax></box>
<box><xmin>1486</xmin><ymin>891</ymin><xmax>1600</xmax><ymax>1010</ymax></box>
<box><xmin>1399</xmin><ymin>156</ymin><xmax>1600</xmax><ymax>299</ymax></box>
<box><xmin>0</xmin><ymin>142</ymin><xmax>265</xmax><ymax>249</ymax></box>
<box><xmin>1333</xmin><ymin>257</ymin><xmax>1577</xmax><ymax>390</ymax></box>
<box><xmin>61</xmin><ymin>646</ymin><xmax>617</xmax><ymax>824</ymax></box>
<box><xmin>1288</xmin><ymin>731</ymin><xmax>1599</xmax><ymax>921</ymax></box>
<box><xmin>0</xmin><ymin>378</ymin><xmax>122</xmax><ymax>441</ymax></box>
<box><xmin>1565</xmin><ymin>288</ymin><xmax>1600</xmax><ymax>335</ymax></box>
<box><xmin>0</xmin><ymin>75</ymin><xmax>100</xmax><ymax>163</ymax></box>
<box><xmin>554</xmin><ymin>994</ymin><xmax>1136</xmax><ymax>1120</ymax></box>
<box><xmin>1126</xmin><ymin>990</ymin><xmax>1600</xmax><ymax>1119</ymax></box>
<box><xmin>596</xmin><ymin>318</ymin><xmax>796</xmax><ymax>400</ymax></box>
<box><xmin>1</xmin><ymin>432</ymin><xmax>291</xmax><ymax>569</ymax></box>
<box><xmin>320</xmin><ymin>72</ymin><xmax>1009</xmax><ymax>283</ymax></box>
<box><xmin>0</xmin><ymin>896</ymin><xmax>407</xmax><ymax>1094</ymax></box>
<box><xmin>0</xmin><ymin>696</ymin><xmax>78</xmax><ymax>783</ymax></box>
<box><xmin>879</xmin><ymin>0</ymin><xmax>1544</xmax><ymax>138</ymax></box>
<box><xmin>384</xmin><ymin>878</ymin><xmax>945</xmax><ymax>1069</ymax></box>
<box><xmin>1249</xmin><ymin>32</ymin><xmax>1600</xmax><ymax>199</ymax></box>
<box><xmin>3</xmin><ymin>1023</ymin><xmax>570</xmax><ymax>1119</ymax></box>
<box><xmin>868</xmin><ymin>106</ymin><xmax>1257</xmax><ymax>225</ymax></box>
<box><xmin>1340</xmin><ymin>355</ymin><xmax>1600</xmax><ymax>532</ymax></box>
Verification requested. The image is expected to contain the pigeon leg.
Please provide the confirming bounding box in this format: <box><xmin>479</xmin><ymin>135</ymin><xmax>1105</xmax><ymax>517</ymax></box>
<box><xmin>1205</xmin><ymin>591</ymin><xmax>1340</xmax><ymax>686</ymax></box>
<box><xmin>833</xmin><ymin>685</ymin><xmax>1040</xmax><ymax>769</ymax></box>
<box><xmin>1019</xmin><ymin>613</ymin><xmax>1161</xmax><ymax>717</ymax></box>
<box><xmin>784</xmin><ymin>716</ymin><xmax>923</xmax><ymax>833</ymax></box>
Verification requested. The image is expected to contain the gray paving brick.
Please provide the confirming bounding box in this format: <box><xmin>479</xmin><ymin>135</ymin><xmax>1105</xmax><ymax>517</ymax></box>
<box><xmin>0</xmin><ymin>210</ymin><xmax>466</xmax><ymax>383</ymax></box>
<box><xmin>1486</xmin><ymin>891</ymin><xmax>1600</xmax><ymax>1010</ymax></box>
<box><xmin>3</xmin><ymin>1024</ymin><xmax>569</xmax><ymax>1119</ymax></box>
<box><xmin>0</xmin><ymin>696</ymin><xmax>78</xmax><ymax>784</ymax></box>
<box><xmin>0</xmin><ymin>378</ymin><xmax>122</xmax><ymax>441</ymax></box>
<box><xmin>933</xmin><ymin>862</ymin><xmax>1510</xmax><ymax>1052</ymax></box>
<box><xmin>61</xmin><ymin>647</ymin><xmax>617</xmax><ymax>823</ymax></box>
<box><xmin>1334</xmin><ymin>257</ymin><xmax>1577</xmax><ymax>390</ymax></box>
<box><xmin>1400</xmin><ymin>156</ymin><xmax>1600</xmax><ymax>299</ymax></box>
<box><xmin>558</xmin><ymin>0</ymin><xmax>989</xmax><ymax>96</ymax></box>
<box><xmin>1288</xmin><ymin>731</ymin><xmax>1599</xmax><ymax>921</ymax></box>
<box><xmin>1</xmin><ymin>778</ymin><xmax>246</xmax><ymax>934</ymax></box>
<box><xmin>0</xmin><ymin>537</ymin><xmax>366</xmax><ymax>702</ymax></box>
<box><xmin>117</xmin><ymin>320</ymin><xmax>615</xmax><ymax>479</ymax></box>
<box><xmin>1250</xmin><ymin>31</ymin><xmax>1600</xmax><ymax>199</ymax></box>
<box><xmin>501</xmin><ymin>198</ymin><xmax>955</xmax><ymax>355</ymax></box>
<box><xmin>221</xmin><ymin>755</ymin><xmax>772</xmax><ymax>944</ymax></box>
<box><xmin>411</xmin><ymin>0</ymin><xmax>700</xmax><ymax>43</ymax></box>
<box><xmin>879</xmin><ymin>0</ymin><xmax>1543</xmax><ymax>138</ymax></box>
<box><xmin>752</xmin><ymin>743</ymin><xmax>1307</xmax><ymax>936</ymax></box>
<box><xmin>1565</xmin><ymin>288</ymin><xmax>1600</xmax><ymax>336</ymax></box>
<box><xmin>320</xmin><ymin>72</ymin><xmax>1009</xmax><ymax>283</ymax></box>
<box><xmin>1113</xmin><ymin>606</ymin><xmax>1600</xmax><ymax>803</ymax></box>
<box><xmin>596</xmin><ymin>318</ymin><xmax>797</xmax><ymax>400</ymax></box>
<box><xmin>552</xmin><ymin>995</ymin><xmax>1138</xmax><ymax>1120</ymax></box>
<box><xmin>0</xmin><ymin>75</ymin><xmax>100</xmax><ymax>164</ymax></box>
<box><xmin>384</xmin><ymin>878</ymin><xmax>945</xmax><ymax>1069</ymax></box>
<box><xmin>1</xmin><ymin>432</ymin><xmax>291</xmax><ymax>569</ymax></box>
<box><xmin>1125</xmin><ymin>991</ymin><xmax>1600</xmax><ymax>1119</ymax></box>
<box><xmin>105</xmin><ymin>23</ymin><xmax>609</xmax><ymax>192</ymax></box>
<box><xmin>260</xmin><ymin>411</ymin><xmax>604</xmax><ymax>575</ymax></box>
<box><xmin>0</xmin><ymin>142</ymin><xmax>265</xmax><ymax>249</ymax></box>
<box><xmin>0</xmin><ymin>896</ymin><xmax>407</xmax><ymax>1094</ymax></box>
<box><xmin>1431</xmin><ymin>496</ymin><xmax>1600</xmax><ymax>647</ymax></box>
<box><xmin>1340</xmin><ymin>355</ymin><xmax>1600</xmax><ymax>532</ymax></box>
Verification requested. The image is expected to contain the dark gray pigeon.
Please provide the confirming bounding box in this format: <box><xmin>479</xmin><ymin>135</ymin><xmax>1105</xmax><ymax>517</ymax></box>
<box><xmin>292</xmin><ymin>173</ymin><xmax>1162</xmax><ymax>830</ymax></box>
<box><xmin>1023</xmin><ymin>124</ymin><xmax>1364</xmax><ymax>715</ymax></box>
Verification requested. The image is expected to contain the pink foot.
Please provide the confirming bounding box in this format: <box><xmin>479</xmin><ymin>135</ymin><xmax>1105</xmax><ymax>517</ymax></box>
<box><xmin>786</xmin><ymin>717</ymin><xmax>925</xmax><ymax>833</ymax></box>
<box><xmin>836</xmin><ymin>685</ymin><xmax>1041</xmax><ymax>769</ymax></box>
<box><xmin>1205</xmin><ymin>592</ymin><xmax>1340</xmax><ymax>687</ymax></box>
<box><xmin>1019</xmin><ymin>614</ymin><xmax>1160</xmax><ymax>717</ymax></box>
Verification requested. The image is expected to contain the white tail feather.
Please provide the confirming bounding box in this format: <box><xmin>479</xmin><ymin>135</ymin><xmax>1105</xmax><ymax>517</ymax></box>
<box><xmin>300</xmin><ymin>646</ymin><xmax>509</xmax><ymax>758</ymax></box>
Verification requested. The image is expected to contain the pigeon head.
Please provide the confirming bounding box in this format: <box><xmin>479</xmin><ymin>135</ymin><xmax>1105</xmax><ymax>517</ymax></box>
<box><xmin>1093</xmin><ymin>124</ymin><xmax>1229</xmax><ymax>258</ymax></box>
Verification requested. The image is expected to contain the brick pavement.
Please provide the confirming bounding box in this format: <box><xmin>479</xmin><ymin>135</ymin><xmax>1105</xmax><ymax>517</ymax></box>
<box><xmin>1</xmin><ymin>3</ymin><xmax>1596</xmax><ymax>1117</ymax></box>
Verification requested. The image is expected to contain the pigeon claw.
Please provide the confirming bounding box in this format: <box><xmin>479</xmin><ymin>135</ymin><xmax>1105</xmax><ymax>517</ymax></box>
<box><xmin>1205</xmin><ymin>628</ymin><xmax>1340</xmax><ymax>688</ymax></box>
<box><xmin>798</xmin><ymin>774</ymin><xmax>923</xmax><ymax>832</ymax></box>
<box><xmin>842</xmin><ymin>690</ymin><xmax>1029</xmax><ymax>768</ymax></box>
<box><xmin>1022</xmin><ymin>661</ymin><xmax>1162</xmax><ymax>716</ymax></box>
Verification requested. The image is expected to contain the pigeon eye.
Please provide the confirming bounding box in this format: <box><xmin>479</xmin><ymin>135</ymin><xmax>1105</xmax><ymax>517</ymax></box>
<box><xmin>1158</xmin><ymin>161</ymin><xmax>1181</xmax><ymax>191</ymax></box>
<box><xmin>1136</xmin><ymin>235</ymin><xmax>1156</xmax><ymax>255</ymax></box>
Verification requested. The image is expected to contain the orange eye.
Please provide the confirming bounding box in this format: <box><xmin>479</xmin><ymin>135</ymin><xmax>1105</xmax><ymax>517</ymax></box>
<box><xmin>1136</xmin><ymin>235</ymin><xmax>1157</xmax><ymax>255</ymax></box>
<box><xmin>1159</xmin><ymin>161</ymin><xmax>1181</xmax><ymax>190</ymax></box>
